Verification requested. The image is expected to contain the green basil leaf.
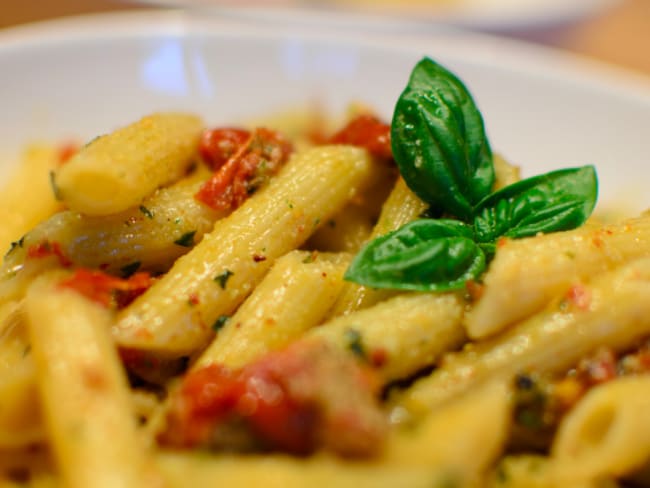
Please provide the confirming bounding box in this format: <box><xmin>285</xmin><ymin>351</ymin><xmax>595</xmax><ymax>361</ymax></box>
<box><xmin>391</xmin><ymin>57</ymin><xmax>494</xmax><ymax>221</ymax></box>
<box><xmin>344</xmin><ymin>219</ymin><xmax>486</xmax><ymax>291</ymax></box>
<box><xmin>473</xmin><ymin>165</ymin><xmax>598</xmax><ymax>242</ymax></box>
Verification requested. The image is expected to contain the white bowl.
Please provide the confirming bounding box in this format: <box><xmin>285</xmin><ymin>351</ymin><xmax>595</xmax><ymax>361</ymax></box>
<box><xmin>1</xmin><ymin>10</ymin><xmax>650</xmax><ymax>212</ymax></box>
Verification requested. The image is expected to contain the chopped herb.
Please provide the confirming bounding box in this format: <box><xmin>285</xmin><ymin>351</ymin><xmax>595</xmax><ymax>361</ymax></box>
<box><xmin>7</xmin><ymin>235</ymin><xmax>25</xmax><ymax>254</ymax></box>
<box><xmin>286</xmin><ymin>200</ymin><xmax>294</xmax><ymax>209</ymax></box>
<box><xmin>345</xmin><ymin>328</ymin><xmax>366</xmax><ymax>359</ymax></box>
<box><xmin>214</xmin><ymin>269</ymin><xmax>234</xmax><ymax>289</ymax></box>
<box><xmin>174</xmin><ymin>217</ymin><xmax>182</xmax><ymax>225</ymax></box>
<box><xmin>23</xmin><ymin>344</ymin><xmax>31</xmax><ymax>357</ymax></box>
<box><xmin>313</xmin><ymin>217</ymin><xmax>321</xmax><ymax>227</ymax></box>
<box><xmin>302</xmin><ymin>251</ymin><xmax>318</xmax><ymax>264</ymax></box>
<box><xmin>212</xmin><ymin>315</ymin><xmax>230</xmax><ymax>331</ymax></box>
<box><xmin>49</xmin><ymin>170</ymin><xmax>61</xmax><ymax>200</ymax></box>
<box><xmin>139</xmin><ymin>205</ymin><xmax>154</xmax><ymax>219</ymax></box>
<box><xmin>83</xmin><ymin>135</ymin><xmax>102</xmax><ymax>148</ymax></box>
<box><xmin>174</xmin><ymin>230</ymin><xmax>196</xmax><ymax>247</ymax></box>
<box><xmin>120</xmin><ymin>261</ymin><xmax>141</xmax><ymax>277</ymax></box>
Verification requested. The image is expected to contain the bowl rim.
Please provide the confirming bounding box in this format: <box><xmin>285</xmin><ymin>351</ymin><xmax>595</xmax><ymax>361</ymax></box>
<box><xmin>0</xmin><ymin>9</ymin><xmax>648</xmax><ymax>104</ymax></box>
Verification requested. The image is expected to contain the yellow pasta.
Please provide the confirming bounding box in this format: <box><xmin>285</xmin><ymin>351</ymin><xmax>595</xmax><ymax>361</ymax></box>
<box><xmin>53</xmin><ymin>113</ymin><xmax>202</xmax><ymax>215</ymax></box>
<box><xmin>25</xmin><ymin>272</ymin><xmax>161</xmax><ymax>488</ymax></box>
<box><xmin>0</xmin><ymin>166</ymin><xmax>219</xmax><ymax>307</ymax></box>
<box><xmin>195</xmin><ymin>250</ymin><xmax>350</xmax><ymax>370</ymax></box>
<box><xmin>551</xmin><ymin>376</ymin><xmax>650</xmax><ymax>482</ymax></box>
<box><xmin>394</xmin><ymin>256</ymin><xmax>650</xmax><ymax>419</ymax></box>
<box><xmin>1</xmin><ymin>64</ymin><xmax>649</xmax><ymax>486</ymax></box>
<box><xmin>465</xmin><ymin>214</ymin><xmax>650</xmax><ymax>339</ymax></box>
<box><xmin>310</xmin><ymin>292</ymin><xmax>465</xmax><ymax>383</ymax></box>
<box><xmin>0</xmin><ymin>145</ymin><xmax>62</xmax><ymax>255</ymax></box>
<box><xmin>328</xmin><ymin>177</ymin><xmax>427</xmax><ymax>317</ymax></box>
<box><xmin>113</xmin><ymin>145</ymin><xmax>375</xmax><ymax>355</ymax></box>
<box><xmin>0</xmin><ymin>301</ymin><xmax>41</xmax><ymax>448</ymax></box>
<box><xmin>386</xmin><ymin>380</ymin><xmax>511</xmax><ymax>479</ymax></box>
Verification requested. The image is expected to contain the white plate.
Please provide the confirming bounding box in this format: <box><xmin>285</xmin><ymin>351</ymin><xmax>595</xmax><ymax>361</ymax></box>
<box><xmin>1</xmin><ymin>11</ymin><xmax>650</xmax><ymax>212</ymax></box>
<box><xmin>126</xmin><ymin>0</ymin><xmax>621</xmax><ymax>33</ymax></box>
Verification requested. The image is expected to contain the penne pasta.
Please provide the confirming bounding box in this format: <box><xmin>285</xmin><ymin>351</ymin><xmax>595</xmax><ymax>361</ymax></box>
<box><xmin>195</xmin><ymin>250</ymin><xmax>350</xmax><ymax>370</ymax></box>
<box><xmin>113</xmin><ymin>145</ymin><xmax>376</xmax><ymax>355</ymax></box>
<box><xmin>386</xmin><ymin>380</ymin><xmax>511</xmax><ymax>481</ymax></box>
<box><xmin>394</xmin><ymin>256</ymin><xmax>650</xmax><ymax>420</ymax></box>
<box><xmin>465</xmin><ymin>215</ymin><xmax>650</xmax><ymax>339</ymax></box>
<box><xmin>310</xmin><ymin>292</ymin><xmax>465</xmax><ymax>383</ymax></box>
<box><xmin>328</xmin><ymin>177</ymin><xmax>427</xmax><ymax>317</ymax></box>
<box><xmin>551</xmin><ymin>376</ymin><xmax>650</xmax><ymax>482</ymax></box>
<box><xmin>3</xmin><ymin>54</ymin><xmax>650</xmax><ymax>486</ymax></box>
<box><xmin>0</xmin><ymin>300</ymin><xmax>41</xmax><ymax>448</ymax></box>
<box><xmin>25</xmin><ymin>272</ymin><xmax>162</xmax><ymax>488</ymax></box>
<box><xmin>0</xmin><ymin>145</ymin><xmax>63</xmax><ymax>256</ymax></box>
<box><xmin>53</xmin><ymin>113</ymin><xmax>203</xmax><ymax>215</ymax></box>
<box><xmin>0</xmin><ymin>166</ymin><xmax>220</xmax><ymax>304</ymax></box>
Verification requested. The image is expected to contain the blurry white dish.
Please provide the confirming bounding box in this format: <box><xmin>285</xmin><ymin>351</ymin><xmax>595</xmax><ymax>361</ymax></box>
<box><xmin>125</xmin><ymin>0</ymin><xmax>621</xmax><ymax>33</ymax></box>
<box><xmin>0</xmin><ymin>10</ymin><xmax>649</xmax><ymax>212</ymax></box>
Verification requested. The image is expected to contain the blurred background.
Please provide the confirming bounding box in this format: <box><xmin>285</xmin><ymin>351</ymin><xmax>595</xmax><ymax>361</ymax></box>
<box><xmin>1</xmin><ymin>0</ymin><xmax>649</xmax><ymax>76</ymax></box>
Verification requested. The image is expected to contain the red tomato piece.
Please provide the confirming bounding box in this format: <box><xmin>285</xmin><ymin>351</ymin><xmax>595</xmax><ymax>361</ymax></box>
<box><xmin>329</xmin><ymin>114</ymin><xmax>392</xmax><ymax>159</ymax></box>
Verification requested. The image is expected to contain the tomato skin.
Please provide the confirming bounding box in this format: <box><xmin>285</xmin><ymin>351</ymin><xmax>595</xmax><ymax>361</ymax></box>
<box><xmin>160</xmin><ymin>340</ymin><xmax>387</xmax><ymax>456</ymax></box>
<box><xmin>329</xmin><ymin>114</ymin><xmax>392</xmax><ymax>159</ymax></box>
<box><xmin>199</xmin><ymin>128</ymin><xmax>251</xmax><ymax>170</ymax></box>
<box><xmin>195</xmin><ymin>127</ymin><xmax>292</xmax><ymax>211</ymax></box>
<box><xmin>58</xmin><ymin>268</ymin><xmax>151</xmax><ymax>308</ymax></box>
<box><xmin>26</xmin><ymin>240</ymin><xmax>72</xmax><ymax>267</ymax></box>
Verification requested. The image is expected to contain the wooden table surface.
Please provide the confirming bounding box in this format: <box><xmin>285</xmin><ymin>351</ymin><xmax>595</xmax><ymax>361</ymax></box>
<box><xmin>1</xmin><ymin>0</ymin><xmax>649</xmax><ymax>77</ymax></box>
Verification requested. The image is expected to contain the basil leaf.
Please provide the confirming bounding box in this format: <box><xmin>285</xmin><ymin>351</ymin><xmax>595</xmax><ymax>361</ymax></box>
<box><xmin>473</xmin><ymin>166</ymin><xmax>598</xmax><ymax>242</ymax></box>
<box><xmin>344</xmin><ymin>219</ymin><xmax>486</xmax><ymax>291</ymax></box>
<box><xmin>391</xmin><ymin>57</ymin><xmax>494</xmax><ymax>221</ymax></box>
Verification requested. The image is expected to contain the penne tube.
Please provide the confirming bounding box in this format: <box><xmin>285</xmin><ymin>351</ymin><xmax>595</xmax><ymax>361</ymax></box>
<box><xmin>465</xmin><ymin>214</ymin><xmax>650</xmax><ymax>339</ymax></box>
<box><xmin>328</xmin><ymin>177</ymin><xmax>427</xmax><ymax>317</ymax></box>
<box><xmin>552</xmin><ymin>376</ymin><xmax>650</xmax><ymax>482</ymax></box>
<box><xmin>195</xmin><ymin>250</ymin><xmax>350</xmax><ymax>370</ymax></box>
<box><xmin>393</xmin><ymin>256</ymin><xmax>650</xmax><ymax>420</ymax></box>
<box><xmin>25</xmin><ymin>272</ymin><xmax>161</xmax><ymax>488</ymax></box>
<box><xmin>309</xmin><ymin>292</ymin><xmax>465</xmax><ymax>383</ymax></box>
<box><xmin>113</xmin><ymin>145</ymin><xmax>376</xmax><ymax>355</ymax></box>
<box><xmin>53</xmin><ymin>113</ymin><xmax>203</xmax><ymax>215</ymax></box>
<box><xmin>0</xmin><ymin>145</ymin><xmax>63</xmax><ymax>256</ymax></box>
<box><xmin>0</xmin><ymin>300</ymin><xmax>42</xmax><ymax>448</ymax></box>
<box><xmin>0</xmin><ymin>165</ymin><xmax>217</xmax><ymax>299</ymax></box>
<box><xmin>386</xmin><ymin>380</ymin><xmax>511</xmax><ymax>480</ymax></box>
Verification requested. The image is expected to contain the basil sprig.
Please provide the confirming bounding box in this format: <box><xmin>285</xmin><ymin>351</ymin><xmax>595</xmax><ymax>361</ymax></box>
<box><xmin>391</xmin><ymin>57</ymin><xmax>495</xmax><ymax>221</ymax></box>
<box><xmin>345</xmin><ymin>57</ymin><xmax>598</xmax><ymax>292</ymax></box>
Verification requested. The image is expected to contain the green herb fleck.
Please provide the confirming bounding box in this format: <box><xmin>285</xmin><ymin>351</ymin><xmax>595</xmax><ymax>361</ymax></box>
<box><xmin>302</xmin><ymin>252</ymin><xmax>318</xmax><ymax>264</ymax></box>
<box><xmin>120</xmin><ymin>261</ymin><xmax>141</xmax><ymax>277</ymax></box>
<box><xmin>49</xmin><ymin>171</ymin><xmax>62</xmax><ymax>200</ymax></box>
<box><xmin>345</xmin><ymin>328</ymin><xmax>366</xmax><ymax>359</ymax></box>
<box><xmin>7</xmin><ymin>235</ymin><xmax>25</xmax><ymax>255</ymax></box>
<box><xmin>139</xmin><ymin>205</ymin><xmax>154</xmax><ymax>219</ymax></box>
<box><xmin>212</xmin><ymin>315</ymin><xmax>230</xmax><ymax>331</ymax></box>
<box><xmin>214</xmin><ymin>269</ymin><xmax>234</xmax><ymax>289</ymax></box>
<box><xmin>174</xmin><ymin>230</ymin><xmax>196</xmax><ymax>247</ymax></box>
